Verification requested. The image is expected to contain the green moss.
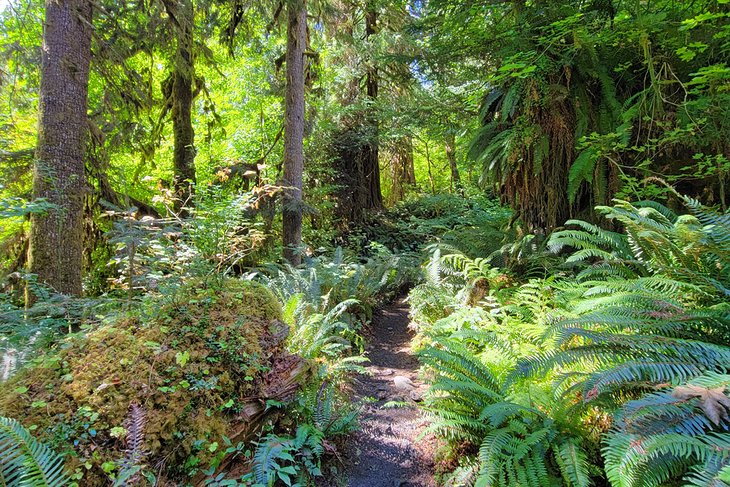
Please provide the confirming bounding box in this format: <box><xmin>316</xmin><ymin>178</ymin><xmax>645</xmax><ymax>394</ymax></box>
<box><xmin>0</xmin><ymin>279</ymin><xmax>283</xmax><ymax>485</ymax></box>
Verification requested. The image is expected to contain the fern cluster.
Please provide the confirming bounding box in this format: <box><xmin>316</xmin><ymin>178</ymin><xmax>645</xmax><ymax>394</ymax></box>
<box><xmin>529</xmin><ymin>199</ymin><xmax>730</xmax><ymax>485</ymax></box>
<box><xmin>245</xmin><ymin>379</ymin><xmax>359</xmax><ymax>487</ymax></box>
<box><xmin>419</xmin><ymin>340</ymin><xmax>594</xmax><ymax>487</ymax></box>
<box><xmin>411</xmin><ymin>197</ymin><xmax>730</xmax><ymax>486</ymax></box>
<box><xmin>356</xmin><ymin>193</ymin><xmax>512</xmax><ymax>257</ymax></box>
<box><xmin>259</xmin><ymin>245</ymin><xmax>417</xmax><ymax>318</ymax></box>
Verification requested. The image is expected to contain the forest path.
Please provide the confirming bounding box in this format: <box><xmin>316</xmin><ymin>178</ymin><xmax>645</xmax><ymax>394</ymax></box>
<box><xmin>327</xmin><ymin>298</ymin><xmax>437</xmax><ymax>487</ymax></box>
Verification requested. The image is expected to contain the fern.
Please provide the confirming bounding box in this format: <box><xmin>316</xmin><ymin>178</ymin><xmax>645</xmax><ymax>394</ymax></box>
<box><xmin>521</xmin><ymin>199</ymin><xmax>730</xmax><ymax>484</ymax></box>
<box><xmin>420</xmin><ymin>341</ymin><xmax>594</xmax><ymax>487</ymax></box>
<box><xmin>0</xmin><ymin>416</ymin><xmax>67</xmax><ymax>487</ymax></box>
<box><xmin>568</xmin><ymin>149</ymin><xmax>598</xmax><ymax>204</ymax></box>
<box><xmin>249</xmin><ymin>380</ymin><xmax>357</xmax><ymax>486</ymax></box>
<box><xmin>113</xmin><ymin>402</ymin><xmax>147</xmax><ymax>487</ymax></box>
<box><xmin>555</xmin><ymin>440</ymin><xmax>591</xmax><ymax>487</ymax></box>
<box><xmin>475</xmin><ymin>405</ymin><xmax>589</xmax><ymax>487</ymax></box>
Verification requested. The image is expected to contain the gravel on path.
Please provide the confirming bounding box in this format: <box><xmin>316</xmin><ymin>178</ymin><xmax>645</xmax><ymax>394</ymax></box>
<box><xmin>324</xmin><ymin>299</ymin><xmax>437</xmax><ymax>487</ymax></box>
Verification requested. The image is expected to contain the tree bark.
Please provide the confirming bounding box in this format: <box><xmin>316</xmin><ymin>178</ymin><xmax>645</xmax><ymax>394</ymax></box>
<box><xmin>424</xmin><ymin>140</ymin><xmax>435</xmax><ymax>193</ymax></box>
<box><xmin>171</xmin><ymin>0</ymin><xmax>196</xmax><ymax>213</ymax></box>
<box><xmin>362</xmin><ymin>5</ymin><xmax>382</xmax><ymax>209</ymax></box>
<box><xmin>445</xmin><ymin>131</ymin><xmax>462</xmax><ymax>194</ymax></box>
<box><xmin>389</xmin><ymin>135</ymin><xmax>415</xmax><ymax>204</ymax></box>
<box><xmin>27</xmin><ymin>0</ymin><xmax>93</xmax><ymax>300</ymax></box>
<box><xmin>282</xmin><ymin>0</ymin><xmax>307</xmax><ymax>266</ymax></box>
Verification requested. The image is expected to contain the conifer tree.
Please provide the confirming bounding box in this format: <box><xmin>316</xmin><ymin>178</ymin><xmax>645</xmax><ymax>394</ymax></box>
<box><xmin>27</xmin><ymin>0</ymin><xmax>94</xmax><ymax>299</ymax></box>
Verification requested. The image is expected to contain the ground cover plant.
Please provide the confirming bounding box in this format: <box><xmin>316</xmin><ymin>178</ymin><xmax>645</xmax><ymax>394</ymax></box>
<box><xmin>409</xmin><ymin>197</ymin><xmax>730</xmax><ymax>486</ymax></box>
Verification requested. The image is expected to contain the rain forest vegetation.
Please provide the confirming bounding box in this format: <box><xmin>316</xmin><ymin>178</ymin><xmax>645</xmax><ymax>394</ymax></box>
<box><xmin>0</xmin><ymin>0</ymin><xmax>728</xmax><ymax>485</ymax></box>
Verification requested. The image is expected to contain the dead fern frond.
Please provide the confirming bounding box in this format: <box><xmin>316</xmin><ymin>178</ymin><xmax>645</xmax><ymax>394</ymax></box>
<box><xmin>114</xmin><ymin>402</ymin><xmax>147</xmax><ymax>486</ymax></box>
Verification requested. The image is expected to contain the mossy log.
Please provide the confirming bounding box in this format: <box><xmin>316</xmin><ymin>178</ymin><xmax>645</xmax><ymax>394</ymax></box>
<box><xmin>191</xmin><ymin>355</ymin><xmax>312</xmax><ymax>485</ymax></box>
<box><xmin>0</xmin><ymin>280</ymin><xmax>310</xmax><ymax>486</ymax></box>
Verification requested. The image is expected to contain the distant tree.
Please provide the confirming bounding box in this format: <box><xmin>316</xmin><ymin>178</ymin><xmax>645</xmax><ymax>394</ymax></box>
<box><xmin>282</xmin><ymin>0</ymin><xmax>307</xmax><ymax>265</ymax></box>
<box><xmin>330</xmin><ymin>0</ymin><xmax>414</xmax><ymax>222</ymax></box>
<box><xmin>445</xmin><ymin>127</ymin><xmax>461</xmax><ymax>194</ymax></box>
<box><xmin>361</xmin><ymin>2</ymin><xmax>382</xmax><ymax>210</ymax></box>
<box><xmin>388</xmin><ymin>135</ymin><xmax>416</xmax><ymax>204</ymax></box>
<box><xmin>162</xmin><ymin>0</ymin><xmax>197</xmax><ymax>213</ymax></box>
<box><xmin>27</xmin><ymin>0</ymin><xmax>94</xmax><ymax>300</ymax></box>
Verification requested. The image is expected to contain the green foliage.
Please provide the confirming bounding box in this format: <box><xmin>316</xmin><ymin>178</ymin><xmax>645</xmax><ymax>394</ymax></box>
<box><xmin>247</xmin><ymin>424</ymin><xmax>326</xmax><ymax>487</ymax></box>
<box><xmin>0</xmin><ymin>416</ymin><xmax>67</xmax><ymax>487</ymax></box>
<box><xmin>422</xmin><ymin>0</ymin><xmax>730</xmax><ymax>229</ymax></box>
<box><xmin>419</xmin><ymin>340</ymin><xmax>502</xmax><ymax>443</ymax></box>
<box><xmin>244</xmin><ymin>270</ymin><xmax>368</xmax><ymax>486</ymax></box>
<box><xmin>260</xmin><ymin>245</ymin><xmax>417</xmax><ymax>318</ymax></box>
<box><xmin>525</xmin><ymin>199</ymin><xmax>730</xmax><ymax>485</ymax></box>
<box><xmin>357</xmin><ymin>193</ymin><xmax>511</xmax><ymax>257</ymax></box>
<box><xmin>246</xmin><ymin>379</ymin><xmax>359</xmax><ymax>487</ymax></box>
<box><xmin>3</xmin><ymin>0</ymin><xmax>730</xmax><ymax>483</ymax></box>
<box><xmin>419</xmin><ymin>341</ymin><xmax>594</xmax><ymax>487</ymax></box>
<box><xmin>0</xmin><ymin>284</ymin><xmax>126</xmax><ymax>378</ymax></box>
<box><xmin>285</xmin><ymin>296</ymin><xmax>364</xmax><ymax>360</ymax></box>
<box><xmin>100</xmin><ymin>186</ymin><xmax>275</xmax><ymax>295</ymax></box>
<box><xmin>0</xmin><ymin>280</ymin><xmax>285</xmax><ymax>485</ymax></box>
<box><xmin>603</xmin><ymin>373</ymin><xmax>730</xmax><ymax>487</ymax></box>
<box><xmin>410</xmin><ymin>195</ymin><xmax>730</xmax><ymax>485</ymax></box>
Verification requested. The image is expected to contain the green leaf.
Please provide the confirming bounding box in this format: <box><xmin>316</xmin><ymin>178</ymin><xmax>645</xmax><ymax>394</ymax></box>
<box><xmin>568</xmin><ymin>149</ymin><xmax>597</xmax><ymax>203</ymax></box>
<box><xmin>0</xmin><ymin>416</ymin><xmax>68</xmax><ymax>487</ymax></box>
<box><xmin>175</xmin><ymin>350</ymin><xmax>190</xmax><ymax>367</ymax></box>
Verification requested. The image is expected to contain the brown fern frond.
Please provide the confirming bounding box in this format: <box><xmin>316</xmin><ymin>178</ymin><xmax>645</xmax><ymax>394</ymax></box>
<box><xmin>119</xmin><ymin>402</ymin><xmax>147</xmax><ymax>485</ymax></box>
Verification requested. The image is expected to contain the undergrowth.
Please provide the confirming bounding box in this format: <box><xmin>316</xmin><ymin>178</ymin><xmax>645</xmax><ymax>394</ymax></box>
<box><xmin>6</xmin><ymin>190</ymin><xmax>728</xmax><ymax>486</ymax></box>
<box><xmin>410</xmin><ymin>197</ymin><xmax>730</xmax><ymax>486</ymax></box>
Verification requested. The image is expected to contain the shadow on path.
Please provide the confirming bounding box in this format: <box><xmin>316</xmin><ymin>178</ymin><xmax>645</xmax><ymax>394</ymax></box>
<box><xmin>327</xmin><ymin>299</ymin><xmax>436</xmax><ymax>487</ymax></box>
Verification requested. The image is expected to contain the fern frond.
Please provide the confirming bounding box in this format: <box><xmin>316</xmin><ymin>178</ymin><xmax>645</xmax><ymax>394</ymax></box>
<box><xmin>555</xmin><ymin>439</ymin><xmax>591</xmax><ymax>487</ymax></box>
<box><xmin>114</xmin><ymin>402</ymin><xmax>147</xmax><ymax>487</ymax></box>
<box><xmin>0</xmin><ymin>416</ymin><xmax>67</xmax><ymax>487</ymax></box>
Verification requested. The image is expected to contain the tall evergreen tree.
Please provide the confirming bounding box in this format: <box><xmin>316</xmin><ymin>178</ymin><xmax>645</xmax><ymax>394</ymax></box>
<box><xmin>27</xmin><ymin>0</ymin><xmax>94</xmax><ymax>299</ymax></box>
<box><xmin>164</xmin><ymin>0</ymin><xmax>197</xmax><ymax>213</ymax></box>
<box><xmin>361</xmin><ymin>2</ymin><xmax>381</xmax><ymax>210</ymax></box>
<box><xmin>329</xmin><ymin>0</ymin><xmax>390</xmax><ymax>223</ymax></box>
<box><xmin>282</xmin><ymin>0</ymin><xmax>307</xmax><ymax>265</ymax></box>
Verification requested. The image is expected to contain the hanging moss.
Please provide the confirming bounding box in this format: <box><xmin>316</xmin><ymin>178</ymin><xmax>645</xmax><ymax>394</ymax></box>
<box><xmin>0</xmin><ymin>279</ymin><xmax>286</xmax><ymax>485</ymax></box>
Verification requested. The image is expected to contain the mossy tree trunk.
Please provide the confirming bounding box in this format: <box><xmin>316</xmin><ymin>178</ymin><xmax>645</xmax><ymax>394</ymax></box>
<box><xmin>282</xmin><ymin>0</ymin><xmax>307</xmax><ymax>266</ymax></box>
<box><xmin>27</xmin><ymin>0</ymin><xmax>93</xmax><ymax>301</ymax></box>
<box><xmin>169</xmin><ymin>0</ymin><xmax>196</xmax><ymax>213</ymax></box>
<box><xmin>362</xmin><ymin>4</ymin><xmax>382</xmax><ymax>210</ymax></box>
<box><xmin>445</xmin><ymin>130</ymin><xmax>462</xmax><ymax>194</ymax></box>
<box><xmin>389</xmin><ymin>135</ymin><xmax>416</xmax><ymax>204</ymax></box>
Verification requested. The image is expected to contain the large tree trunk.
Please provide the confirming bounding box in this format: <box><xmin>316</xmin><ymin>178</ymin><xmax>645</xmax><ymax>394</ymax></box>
<box><xmin>171</xmin><ymin>0</ymin><xmax>196</xmax><ymax>213</ymax></box>
<box><xmin>329</xmin><ymin>3</ymin><xmax>383</xmax><ymax>224</ymax></box>
<box><xmin>282</xmin><ymin>0</ymin><xmax>307</xmax><ymax>266</ymax></box>
<box><xmin>27</xmin><ymin>0</ymin><xmax>93</xmax><ymax>300</ymax></box>
<box><xmin>445</xmin><ymin>131</ymin><xmax>462</xmax><ymax>194</ymax></box>
<box><xmin>362</xmin><ymin>5</ymin><xmax>382</xmax><ymax>209</ymax></box>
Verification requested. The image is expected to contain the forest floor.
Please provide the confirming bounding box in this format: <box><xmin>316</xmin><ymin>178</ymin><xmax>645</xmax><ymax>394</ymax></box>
<box><xmin>323</xmin><ymin>299</ymin><xmax>438</xmax><ymax>487</ymax></box>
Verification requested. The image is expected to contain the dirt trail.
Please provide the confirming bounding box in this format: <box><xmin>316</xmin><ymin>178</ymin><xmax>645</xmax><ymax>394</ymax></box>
<box><xmin>327</xmin><ymin>299</ymin><xmax>436</xmax><ymax>487</ymax></box>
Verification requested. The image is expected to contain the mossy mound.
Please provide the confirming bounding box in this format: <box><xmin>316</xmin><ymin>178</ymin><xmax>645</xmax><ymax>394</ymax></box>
<box><xmin>0</xmin><ymin>279</ymin><xmax>287</xmax><ymax>485</ymax></box>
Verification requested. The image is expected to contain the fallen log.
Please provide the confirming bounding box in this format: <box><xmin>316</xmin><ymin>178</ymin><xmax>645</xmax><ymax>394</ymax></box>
<box><xmin>191</xmin><ymin>351</ymin><xmax>313</xmax><ymax>485</ymax></box>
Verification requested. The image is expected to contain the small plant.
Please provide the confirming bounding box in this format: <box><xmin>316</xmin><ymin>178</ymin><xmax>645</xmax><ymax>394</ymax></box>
<box><xmin>245</xmin><ymin>381</ymin><xmax>359</xmax><ymax>487</ymax></box>
<box><xmin>112</xmin><ymin>402</ymin><xmax>148</xmax><ymax>487</ymax></box>
<box><xmin>0</xmin><ymin>416</ymin><xmax>68</xmax><ymax>487</ymax></box>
